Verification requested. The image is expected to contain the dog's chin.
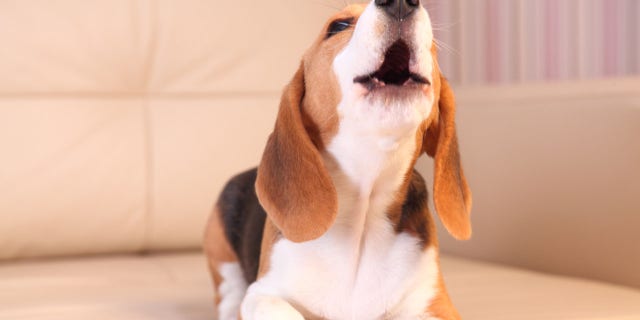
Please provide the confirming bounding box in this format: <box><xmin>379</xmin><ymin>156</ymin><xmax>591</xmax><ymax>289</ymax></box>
<box><xmin>347</xmin><ymin>91</ymin><xmax>429</xmax><ymax>134</ymax></box>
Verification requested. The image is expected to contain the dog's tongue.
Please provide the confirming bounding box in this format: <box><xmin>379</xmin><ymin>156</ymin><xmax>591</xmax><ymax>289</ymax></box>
<box><xmin>373</xmin><ymin>40</ymin><xmax>411</xmax><ymax>85</ymax></box>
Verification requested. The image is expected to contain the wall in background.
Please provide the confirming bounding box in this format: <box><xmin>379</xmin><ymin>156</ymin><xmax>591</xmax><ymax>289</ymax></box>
<box><xmin>426</xmin><ymin>0</ymin><xmax>640</xmax><ymax>85</ymax></box>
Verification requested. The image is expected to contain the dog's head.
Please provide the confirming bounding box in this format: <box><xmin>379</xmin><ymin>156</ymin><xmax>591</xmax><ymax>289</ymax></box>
<box><xmin>256</xmin><ymin>0</ymin><xmax>471</xmax><ymax>242</ymax></box>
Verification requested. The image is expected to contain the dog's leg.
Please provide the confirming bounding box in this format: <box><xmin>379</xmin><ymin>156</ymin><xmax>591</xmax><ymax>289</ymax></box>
<box><xmin>204</xmin><ymin>206</ymin><xmax>248</xmax><ymax>320</ymax></box>
<box><xmin>241</xmin><ymin>290</ymin><xmax>304</xmax><ymax>320</ymax></box>
<box><xmin>217</xmin><ymin>262</ymin><xmax>248</xmax><ymax>320</ymax></box>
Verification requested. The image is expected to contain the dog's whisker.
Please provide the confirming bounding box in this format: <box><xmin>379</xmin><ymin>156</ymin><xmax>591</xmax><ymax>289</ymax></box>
<box><xmin>434</xmin><ymin>38</ymin><xmax>458</xmax><ymax>56</ymax></box>
<box><xmin>431</xmin><ymin>21</ymin><xmax>459</xmax><ymax>32</ymax></box>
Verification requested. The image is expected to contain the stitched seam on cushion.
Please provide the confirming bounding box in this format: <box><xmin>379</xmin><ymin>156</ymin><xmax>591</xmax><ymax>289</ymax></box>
<box><xmin>140</xmin><ymin>0</ymin><xmax>157</xmax><ymax>253</ymax></box>
<box><xmin>140</xmin><ymin>98</ymin><xmax>154</xmax><ymax>253</ymax></box>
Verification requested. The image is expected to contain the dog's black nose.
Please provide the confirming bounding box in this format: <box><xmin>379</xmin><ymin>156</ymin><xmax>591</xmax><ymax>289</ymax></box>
<box><xmin>375</xmin><ymin>0</ymin><xmax>420</xmax><ymax>20</ymax></box>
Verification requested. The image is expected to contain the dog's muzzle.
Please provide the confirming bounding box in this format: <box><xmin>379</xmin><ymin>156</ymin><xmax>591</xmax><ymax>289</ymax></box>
<box><xmin>353</xmin><ymin>0</ymin><xmax>429</xmax><ymax>91</ymax></box>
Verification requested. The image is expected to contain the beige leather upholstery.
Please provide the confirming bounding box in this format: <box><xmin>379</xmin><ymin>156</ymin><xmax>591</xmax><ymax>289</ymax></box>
<box><xmin>0</xmin><ymin>0</ymin><xmax>337</xmax><ymax>259</ymax></box>
<box><xmin>444</xmin><ymin>255</ymin><xmax>640</xmax><ymax>320</ymax></box>
<box><xmin>1</xmin><ymin>252</ymin><xmax>640</xmax><ymax>320</ymax></box>
<box><xmin>0</xmin><ymin>1</ymin><xmax>340</xmax><ymax>94</ymax></box>
<box><xmin>420</xmin><ymin>78</ymin><xmax>640</xmax><ymax>289</ymax></box>
<box><xmin>0</xmin><ymin>102</ymin><xmax>148</xmax><ymax>258</ymax></box>
<box><xmin>0</xmin><ymin>253</ymin><xmax>212</xmax><ymax>320</ymax></box>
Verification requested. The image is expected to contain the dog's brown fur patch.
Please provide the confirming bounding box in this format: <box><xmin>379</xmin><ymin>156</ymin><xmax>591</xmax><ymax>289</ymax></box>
<box><xmin>203</xmin><ymin>205</ymin><xmax>238</xmax><ymax>307</ymax></box>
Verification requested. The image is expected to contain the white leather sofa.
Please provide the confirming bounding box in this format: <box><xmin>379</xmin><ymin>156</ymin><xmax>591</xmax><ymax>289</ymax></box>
<box><xmin>1</xmin><ymin>1</ymin><xmax>639</xmax><ymax>319</ymax></box>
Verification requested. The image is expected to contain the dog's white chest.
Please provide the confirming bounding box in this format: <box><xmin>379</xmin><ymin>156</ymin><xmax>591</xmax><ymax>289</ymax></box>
<box><xmin>250</xmin><ymin>221</ymin><xmax>439</xmax><ymax>320</ymax></box>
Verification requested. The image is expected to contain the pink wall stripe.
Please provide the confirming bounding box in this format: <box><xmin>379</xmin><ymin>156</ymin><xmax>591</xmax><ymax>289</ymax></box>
<box><xmin>485</xmin><ymin>0</ymin><xmax>500</xmax><ymax>83</ymax></box>
<box><xmin>425</xmin><ymin>0</ymin><xmax>640</xmax><ymax>85</ymax></box>
<box><xmin>603</xmin><ymin>0</ymin><xmax>619</xmax><ymax>76</ymax></box>
<box><xmin>629</xmin><ymin>0</ymin><xmax>640</xmax><ymax>74</ymax></box>
<box><xmin>544</xmin><ymin>0</ymin><xmax>559</xmax><ymax>80</ymax></box>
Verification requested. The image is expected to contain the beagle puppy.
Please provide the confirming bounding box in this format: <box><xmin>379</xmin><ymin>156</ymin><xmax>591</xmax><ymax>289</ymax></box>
<box><xmin>204</xmin><ymin>1</ymin><xmax>471</xmax><ymax>319</ymax></box>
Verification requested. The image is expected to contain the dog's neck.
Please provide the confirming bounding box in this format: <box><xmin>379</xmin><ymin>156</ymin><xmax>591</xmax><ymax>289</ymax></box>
<box><xmin>327</xmin><ymin>125</ymin><xmax>417</xmax><ymax>196</ymax></box>
<box><xmin>322</xmin><ymin>116</ymin><xmax>420</xmax><ymax>269</ymax></box>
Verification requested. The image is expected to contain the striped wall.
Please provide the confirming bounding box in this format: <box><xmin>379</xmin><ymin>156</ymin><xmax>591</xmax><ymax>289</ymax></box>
<box><xmin>425</xmin><ymin>0</ymin><xmax>640</xmax><ymax>85</ymax></box>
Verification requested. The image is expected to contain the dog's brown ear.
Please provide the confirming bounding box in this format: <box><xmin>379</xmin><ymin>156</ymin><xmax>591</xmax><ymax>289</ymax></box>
<box><xmin>423</xmin><ymin>75</ymin><xmax>472</xmax><ymax>240</ymax></box>
<box><xmin>255</xmin><ymin>63</ymin><xmax>338</xmax><ymax>243</ymax></box>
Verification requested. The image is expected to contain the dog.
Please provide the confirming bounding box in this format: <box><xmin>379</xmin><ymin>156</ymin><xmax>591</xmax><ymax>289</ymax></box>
<box><xmin>204</xmin><ymin>0</ymin><xmax>472</xmax><ymax>319</ymax></box>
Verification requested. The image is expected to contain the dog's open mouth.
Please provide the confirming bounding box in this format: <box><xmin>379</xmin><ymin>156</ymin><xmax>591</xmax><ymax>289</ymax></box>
<box><xmin>354</xmin><ymin>40</ymin><xmax>430</xmax><ymax>90</ymax></box>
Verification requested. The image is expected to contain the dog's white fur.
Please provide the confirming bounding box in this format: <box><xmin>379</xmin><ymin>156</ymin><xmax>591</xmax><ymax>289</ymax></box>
<box><xmin>217</xmin><ymin>263</ymin><xmax>248</xmax><ymax>320</ymax></box>
<box><xmin>236</xmin><ymin>2</ymin><xmax>441</xmax><ymax>320</ymax></box>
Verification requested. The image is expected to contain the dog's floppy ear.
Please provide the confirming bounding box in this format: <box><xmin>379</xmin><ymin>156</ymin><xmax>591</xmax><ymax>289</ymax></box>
<box><xmin>423</xmin><ymin>75</ymin><xmax>472</xmax><ymax>240</ymax></box>
<box><xmin>255</xmin><ymin>63</ymin><xmax>338</xmax><ymax>243</ymax></box>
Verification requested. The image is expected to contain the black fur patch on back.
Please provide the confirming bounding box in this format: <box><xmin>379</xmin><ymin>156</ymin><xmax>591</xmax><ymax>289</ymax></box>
<box><xmin>217</xmin><ymin>168</ymin><xmax>267</xmax><ymax>284</ymax></box>
<box><xmin>396</xmin><ymin>170</ymin><xmax>432</xmax><ymax>248</ymax></box>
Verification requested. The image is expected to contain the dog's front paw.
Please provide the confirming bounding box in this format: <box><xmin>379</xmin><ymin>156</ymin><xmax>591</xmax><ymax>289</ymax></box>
<box><xmin>242</xmin><ymin>295</ymin><xmax>305</xmax><ymax>320</ymax></box>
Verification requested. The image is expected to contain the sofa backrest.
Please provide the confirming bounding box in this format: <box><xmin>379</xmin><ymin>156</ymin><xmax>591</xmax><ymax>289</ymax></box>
<box><xmin>420</xmin><ymin>78</ymin><xmax>640</xmax><ymax>289</ymax></box>
<box><xmin>1</xmin><ymin>0</ymin><xmax>639</xmax><ymax>291</ymax></box>
<box><xmin>0</xmin><ymin>0</ymin><xmax>339</xmax><ymax>260</ymax></box>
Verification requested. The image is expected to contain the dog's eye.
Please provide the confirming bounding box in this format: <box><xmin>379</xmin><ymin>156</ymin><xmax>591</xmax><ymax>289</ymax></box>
<box><xmin>326</xmin><ymin>19</ymin><xmax>353</xmax><ymax>39</ymax></box>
